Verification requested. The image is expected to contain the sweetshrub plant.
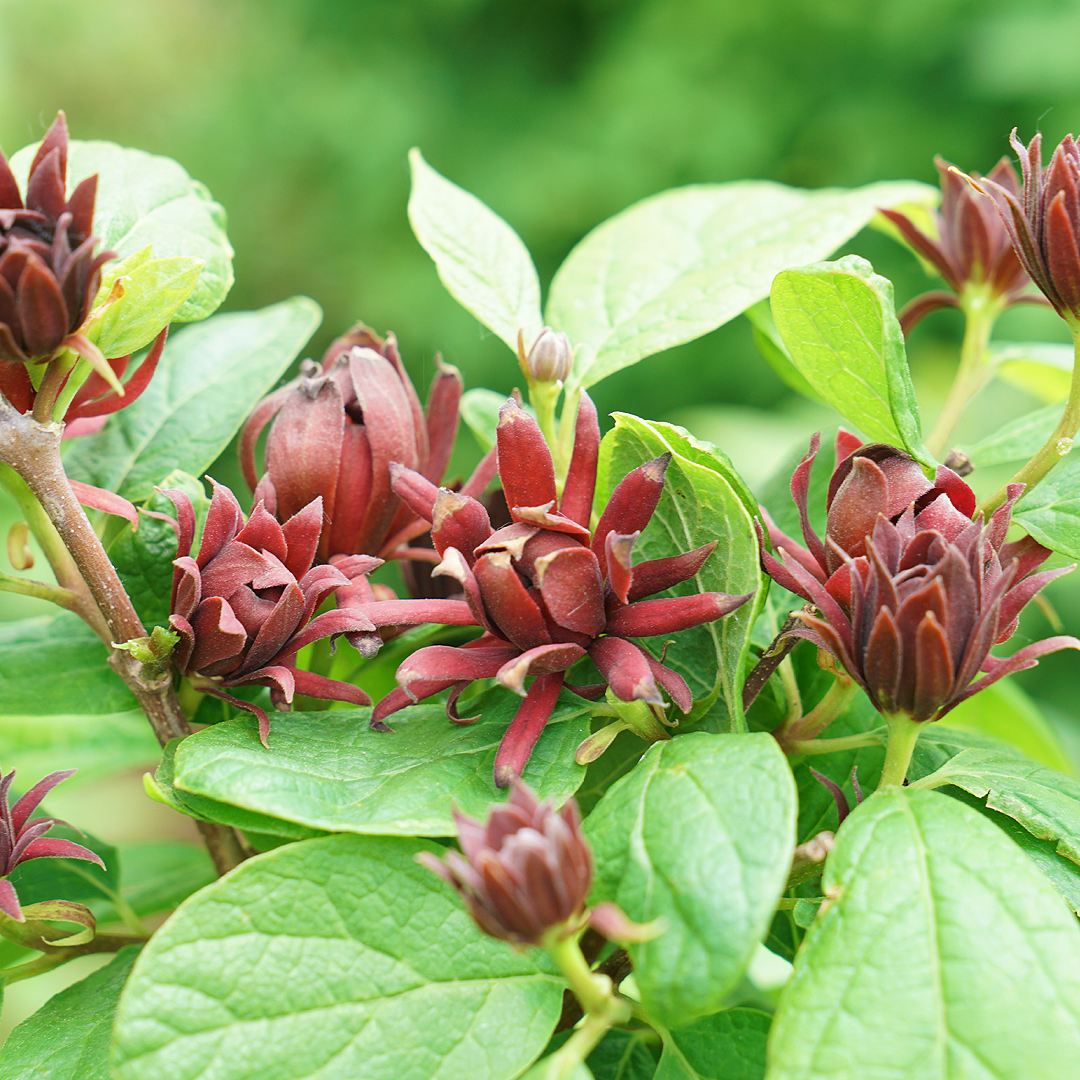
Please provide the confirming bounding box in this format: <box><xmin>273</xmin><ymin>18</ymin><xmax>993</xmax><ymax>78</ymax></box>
<box><xmin>1</xmin><ymin>115</ymin><xmax>1080</xmax><ymax>1080</ymax></box>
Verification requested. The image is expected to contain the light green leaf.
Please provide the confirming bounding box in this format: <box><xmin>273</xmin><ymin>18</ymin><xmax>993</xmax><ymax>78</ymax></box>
<box><xmin>0</xmin><ymin>613</ymin><xmax>157</xmax><ymax>782</ymax></box>
<box><xmin>90</xmin><ymin>252</ymin><xmax>203</xmax><ymax>359</ymax></box>
<box><xmin>460</xmin><ymin>387</ymin><xmax>536</xmax><ymax>452</ymax></box>
<box><xmin>111</xmin><ymin>835</ymin><xmax>563</xmax><ymax>1080</ymax></box>
<box><xmin>586</xmin><ymin>733</ymin><xmax>796</xmax><ymax>1027</ymax></box>
<box><xmin>64</xmin><ymin>297</ymin><xmax>322</xmax><ymax>501</ymax></box>
<box><xmin>117</xmin><ymin>842</ymin><xmax>215</xmax><ymax>918</ymax></box>
<box><xmin>546</xmin><ymin>179</ymin><xmax>935</xmax><ymax>393</ymax></box>
<box><xmin>596</xmin><ymin>414</ymin><xmax>763</xmax><ymax>731</ymax></box>
<box><xmin>771</xmin><ymin>256</ymin><xmax>929</xmax><ymax>463</ymax></box>
<box><xmin>408</xmin><ymin>149</ymin><xmax>542</xmax><ymax>353</ymax></box>
<box><xmin>171</xmin><ymin>689</ymin><xmax>590</xmax><ymax>837</ymax></box>
<box><xmin>962</xmin><ymin>400</ymin><xmax>1060</xmax><ymax>467</ymax></box>
<box><xmin>744</xmin><ymin>300</ymin><xmax>822</xmax><ymax>403</ymax></box>
<box><xmin>911</xmin><ymin>748</ymin><xmax>1080</xmax><ymax>864</ymax></box>
<box><xmin>1013</xmin><ymin>451</ymin><xmax>1080</xmax><ymax>560</ymax></box>
<box><xmin>654</xmin><ymin>1009</ymin><xmax>769</xmax><ymax>1080</ymax></box>
<box><xmin>9</xmin><ymin>139</ymin><xmax>233</xmax><ymax>323</ymax></box>
<box><xmin>0</xmin><ymin>946</ymin><xmax>141</xmax><ymax>1080</ymax></box>
<box><xmin>767</xmin><ymin>788</ymin><xmax>1080</xmax><ymax>1080</ymax></box>
<box><xmin>992</xmin><ymin>340</ymin><xmax>1074</xmax><ymax>403</ymax></box>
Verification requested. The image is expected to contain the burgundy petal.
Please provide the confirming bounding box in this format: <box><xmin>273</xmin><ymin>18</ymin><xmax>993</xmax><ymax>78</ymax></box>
<box><xmin>534</xmin><ymin>546</ymin><xmax>606</xmax><ymax>638</ymax></box>
<box><xmin>606</xmin><ymin>592</ymin><xmax>750</xmax><ymax>637</ymax></box>
<box><xmin>625</xmin><ymin>541</ymin><xmax>718</xmax><ymax>603</ymax></box>
<box><xmin>589</xmin><ymin>635</ymin><xmax>663</xmax><ymax>706</ymax></box>
<box><xmin>497</xmin><ymin>398</ymin><xmax>558</xmax><ymax>514</ymax></box>
<box><xmin>493</xmin><ymin>671</ymin><xmax>565</xmax><ymax>788</ymax></box>
<box><xmin>560</xmin><ymin>391</ymin><xmax>600</xmax><ymax>527</ymax></box>
<box><xmin>592</xmin><ymin>454</ymin><xmax>670</xmax><ymax>578</ymax></box>
<box><xmin>496</xmin><ymin>643</ymin><xmax>587</xmax><ymax>695</ymax></box>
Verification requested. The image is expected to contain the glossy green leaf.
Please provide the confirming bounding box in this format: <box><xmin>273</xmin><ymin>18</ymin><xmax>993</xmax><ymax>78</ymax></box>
<box><xmin>0</xmin><ymin>946</ymin><xmax>141</xmax><ymax>1080</ymax></box>
<box><xmin>771</xmin><ymin>256</ymin><xmax>929</xmax><ymax>463</ymax></box>
<box><xmin>90</xmin><ymin>250</ymin><xmax>203</xmax><ymax>359</ymax></box>
<box><xmin>111</xmin><ymin>835</ymin><xmax>563</xmax><ymax>1080</ymax></box>
<box><xmin>408</xmin><ymin>149</ymin><xmax>542</xmax><ymax>353</ymax></box>
<box><xmin>1013</xmin><ymin>451</ymin><xmax>1080</xmax><ymax>560</ymax></box>
<box><xmin>962</xmin><ymin>401</ymin><xmax>1060</xmax><ymax>467</ymax></box>
<box><xmin>0</xmin><ymin>613</ymin><xmax>157</xmax><ymax>782</ymax></box>
<box><xmin>109</xmin><ymin>471</ymin><xmax>208</xmax><ymax>632</ymax></box>
<box><xmin>64</xmin><ymin>297</ymin><xmax>322</xmax><ymax>501</ymax></box>
<box><xmin>597</xmin><ymin>415</ymin><xmax>763</xmax><ymax>732</ymax></box>
<box><xmin>586</xmin><ymin>733</ymin><xmax>796</xmax><ymax>1027</ymax></box>
<box><xmin>767</xmin><ymin>788</ymin><xmax>1080</xmax><ymax>1080</ymax></box>
<box><xmin>171</xmin><ymin>689</ymin><xmax>590</xmax><ymax>836</ymax></box>
<box><xmin>654</xmin><ymin>1009</ymin><xmax>769</xmax><ymax>1080</ymax></box>
<box><xmin>547</xmin><ymin>179</ymin><xmax>934</xmax><ymax>393</ymax></box>
<box><xmin>9</xmin><ymin>139</ymin><xmax>233</xmax><ymax>322</ymax></box>
<box><xmin>911</xmin><ymin>747</ymin><xmax>1080</xmax><ymax>863</ymax></box>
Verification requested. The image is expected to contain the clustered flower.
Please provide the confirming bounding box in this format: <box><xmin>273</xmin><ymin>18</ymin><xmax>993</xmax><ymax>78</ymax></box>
<box><xmin>0</xmin><ymin>764</ymin><xmax>103</xmax><ymax>923</ymax></box>
<box><xmin>760</xmin><ymin>432</ymin><xmax>1079</xmax><ymax>722</ymax></box>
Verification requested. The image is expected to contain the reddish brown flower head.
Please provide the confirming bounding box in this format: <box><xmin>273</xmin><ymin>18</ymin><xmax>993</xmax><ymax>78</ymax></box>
<box><xmin>0</xmin><ymin>113</ymin><xmax>114</xmax><ymax>363</ymax></box>
<box><xmin>417</xmin><ymin>780</ymin><xmax>592</xmax><ymax>945</ymax></box>
<box><xmin>761</xmin><ymin>433</ymin><xmax>1080</xmax><ymax>721</ymax></box>
<box><xmin>881</xmin><ymin>155</ymin><xmax>1039</xmax><ymax>333</ymax></box>
<box><xmin>240</xmin><ymin>324</ymin><xmax>492</xmax><ymax>565</ymax></box>
<box><xmin>165</xmin><ymin>481</ymin><xmax>382</xmax><ymax>743</ymax></box>
<box><xmin>968</xmin><ymin>130</ymin><xmax>1080</xmax><ymax>321</ymax></box>
<box><xmin>0</xmin><ymin>765</ymin><xmax>104</xmax><ymax>922</ymax></box>
<box><xmin>367</xmin><ymin>396</ymin><xmax>751</xmax><ymax>786</ymax></box>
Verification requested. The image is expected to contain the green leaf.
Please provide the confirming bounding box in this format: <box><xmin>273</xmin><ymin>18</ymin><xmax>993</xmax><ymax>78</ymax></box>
<box><xmin>519</xmin><ymin>1058</ymin><xmax>594</xmax><ymax>1080</ymax></box>
<box><xmin>767</xmin><ymin>788</ymin><xmax>1080</xmax><ymax>1080</ymax></box>
<box><xmin>408</xmin><ymin>149</ymin><xmax>542</xmax><ymax>353</ymax></box>
<box><xmin>962</xmin><ymin>400</ymin><xmax>1061</xmax><ymax>467</ymax></box>
<box><xmin>586</xmin><ymin>733</ymin><xmax>796</xmax><ymax>1028</ymax></box>
<box><xmin>90</xmin><ymin>250</ymin><xmax>203</xmax><ymax>359</ymax></box>
<box><xmin>9</xmin><ymin>139</ymin><xmax>233</xmax><ymax>323</ymax></box>
<box><xmin>1012</xmin><ymin>451</ymin><xmax>1080</xmax><ymax>560</ymax></box>
<box><xmin>653</xmin><ymin>1009</ymin><xmax>769</xmax><ymax>1080</ymax></box>
<box><xmin>587</xmin><ymin>1030</ymin><xmax>660</xmax><ymax>1080</ymax></box>
<box><xmin>991</xmin><ymin>340</ymin><xmax>1074</xmax><ymax>403</ymax></box>
<box><xmin>770</xmin><ymin>256</ymin><xmax>929</xmax><ymax>463</ymax></box>
<box><xmin>7</xmin><ymin>825</ymin><xmax>118</xmax><ymax>908</ymax></box>
<box><xmin>460</xmin><ymin>387</ymin><xmax>536</xmax><ymax>452</ymax></box>
<box><xmin>0</xmin><ymin>613</ymin><xmax>157</xmax><ymax>782</ymax></box>
<box><xmin>109</xmin><ymin>471</ymin><xmax>209</xmax><ymax>632</ymax></box>
<box><xmin>170</xmin><ymin>689</ymin><xmax>591</xmax><ymax>836</ymax></box>
<box><xmin>910</xmin><ymin>747</ymin><xmax>1080</xmax><ymax>864</ymax></box>
<box><xmin>118</xmin><ymin>842</ymin><xmax>215</xmax><ymax>918</ymax></box>
<box><xmin>111</xmin><ymin>835</ymin><xmax>563</xmax><ymax>1080</ymax></box>
<box><xmin>744</xmin><ymin>301</ymin><xmax>822</xmax><ymax>403</ymax></box>
<box><xmin>596</xmin><ymin>414</ymin><xmax>763</xmax><ymax>731</ymax></box>
<box><xmin>546</xmin><ymin>179</ymin><xmax>934</xmax><ymax>393</ymax></box>
<box><xmin>0</xmin><ymin>946</ymin><xmax>141</xmax><ymax>1080</ymax></box>
<box><xmin>64</xmin><ymin>297</ymin><xmax>322</xmax><ymax>501</ymax></box>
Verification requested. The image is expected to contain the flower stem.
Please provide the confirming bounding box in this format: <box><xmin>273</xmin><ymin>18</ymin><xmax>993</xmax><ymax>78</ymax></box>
<box><xmin>876</xmin><ymin>712</ymin><xmax>923</xmax><ymax>790</ymax></box>
<box><xmin>529</xmin><ymin>377</ymin><xmax>562</xmax><ymax>460</ymax></box>
<box><xmin>925</xmin><ymin>289</ymin><xmax>1000</xmax><ymax>458</ymax></box>
<box><xmin>786</xmin><ymin>729</ymin><xmax>886</xmax><ymax>756</ymax></box>
<box><xmin>772</xmin><ymin>675</ymin><xmax>858</xmax><ymax>751</ymax></box>
<box><xmin>0</xmin><ymin>932</ymin><xmax>148</xmax><ymax>986</ymax></box>
<box><xmin>977</xmin><ymin>318</ymin><xmax>1080</xmax><ymax>515</ymax></box>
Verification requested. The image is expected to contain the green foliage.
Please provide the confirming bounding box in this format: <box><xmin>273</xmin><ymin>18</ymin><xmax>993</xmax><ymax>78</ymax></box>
<box><xmin>653</xmin><ymin>1009</ymin><xmax>769</xmax><ymax>1080</ymax></box>
<box><xmin>771</xmin><ymin>256</ymin><xmax>929</xmax><ymax>462</ymax></box>
<box><xmin>767</xmin><ymin>789</ymin><xmax>1080</xmax><ymax>1080</ymax></box>
<box><xmin>111</xmin><ymin>835</ymin><xmax>564</xmax><ymax>1080</ymax></box>
<box><xmin>1013</xmin><ymin>452</ymin><xmax>1080</xmax><ymax>561</ymax></box>
<box><xmin>586</xmin><ymin>733</ymin><xmax>796</xmax><ymax>1028</ymax></box>
<box><xmin>0</xmin><ymin>947</ymin><xmax>141</xmax><ymax>1080</ymax></box>
<box><xmin>64</xmin><ymin>298</ymin><xmax>322</xmax><ymax>501</ymax></box>
<box><xmin>169</xmin><ymin>690</ymin><xmax>590</xmax><ymax>836</ymax></box>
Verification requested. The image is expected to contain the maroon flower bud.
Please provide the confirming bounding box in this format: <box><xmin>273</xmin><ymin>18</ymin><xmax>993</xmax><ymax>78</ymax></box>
<box><xmin>964</xmin><ymin>131</ymin><xmax>1080</xmax><ymax>321</ymax></box>
<box><xmin>519</xmin><ymin>327</ymin><xmax>573</xmax><ymax>384</ymax></box>
<box><xmin>761</xmin><ymin>433</ymin><xmax>1080</xmax><ymax>722</ymax></box>
<box><xmin>0</xmin><ymin>764</ymin><xmax>104</xmax><ymax>922</ymax></box>
<box><xmin>0</xmin><ymin>113</ymin><xmax>114</xmax><ymax>364</ymax></box>
<box><xmin>881</xmin><ymin>155</ymin><xmax>1041</xmax><ymax>333</ymax></box>
<box><xmin>417</xmin><ymin>780</ymin><xmax>593</xmax><ymax>945</ymax></box>
<box><xmin>165</xmin><ymin>480</ymin><xmax>381</xmax><ymax>744</ymax></box>
<box><xmin>240</xmin><ymin>324</ymin><xmax>494</xmax><ymax>566</ymax></box>
<box><xmin>363</xmin><ymin>394</ymin><xmax>751</xmax><ymax>785</ymax></box>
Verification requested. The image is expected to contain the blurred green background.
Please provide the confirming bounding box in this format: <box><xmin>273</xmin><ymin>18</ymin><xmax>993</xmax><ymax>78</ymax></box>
<box><xmin>4</xmin><ymin>0</ymin><xmax>1080</xmax><ymax>1037</ymax></box>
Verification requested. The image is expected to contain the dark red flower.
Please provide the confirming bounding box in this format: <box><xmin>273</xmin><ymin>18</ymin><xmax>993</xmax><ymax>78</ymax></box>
<box><xmin>0</xmin><ymin>113</ymin><xmax>114</xmax><ymax>364</ymax></box>
<box><xmin>881</xmin><ymin>155</ymin><xmax>1041</xmax><ymax>333</ymax></box>
<box><xmin>965</xmin><ymin>130</ymin><xmax>1080</xmax><ymax>320</ymax></box>
<box><xmin>365</xmin><ymin>396</ymin><xmax>750</xmax><ymax>786</ymax></box>
<box><xmin>761</xmin><ymin>433</ymin><xmax>1080</xmax><ymax>721</ymax></box>
<box><xmin>0</xmin><ymin>765</ymin><xmax>104</xmax><ymax>922</ymax></box>
<box><xmin>165</xmin><ymin>481</ymin><xmax>383</xmax><ymax>743</ymax></box>
<box><xmin>240</xmin><ymin>324</ymin><xmax>494</xmax><ymax>565</ymax></box>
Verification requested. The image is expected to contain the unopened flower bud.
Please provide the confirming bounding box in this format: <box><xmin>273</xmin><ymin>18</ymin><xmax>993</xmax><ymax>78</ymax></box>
<box><xmin>521</xmin><ymin>328</ymin><xmax>573</xmax><ymax>384</ymax></box>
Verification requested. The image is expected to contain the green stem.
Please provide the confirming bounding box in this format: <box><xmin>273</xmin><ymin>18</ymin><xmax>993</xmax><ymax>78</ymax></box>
<box><xmin>925</xmin><ymin>289</ymin><xmax>1000</xmax><ymax>459</ymax></box>
<box><xmin>553</xmin><ymin>385</ymin><xmax>582</xmax><ymax>488</ymax></box>
<box><xmin>877</xmin><ymin>712</ymin><xmax>923</xmax><ymax>790</ymax></box>
<box><xmin>977</xmin><ymin>318</ymin><xmax>1080</xmax><ymax>515</ymax></box>
<box><xmin>778</xmin><ymin>656</ymin><xmax>802</xmax><ymax>724</ymax></box>
<box><xmin>0</xmin><ymin>569</ymin><xmax>84</xmax><ymax>611</ymax></box>
<box><xmin>786</xmin><ymin>729</ymin><xmax>886</xmax><ymax>756</ymax></box>
<box><xmin>773</xmin><ymin>676</ymin><xmax>858</xmax><ymax>750</ymax></box>
<box><xmin>529</xmin><ymin>377</ymin><xmax>562</xmax><ymax>462</ymax></box>
<box><xmin>30</xmin><ymin>353</ymin><xmax>77</xmax><ymax>424</ymax></box>
<box><xmin>546</xmin><ymin>933</ymin><xmax>612</xmax><ymax>1017</ymax></box>
<box><xmin>51</xmin><ymin>355</ymin><xmax>93</xmax><ymax>423</ymax></box>
<box><xmin>0</xmin><ymin>932</ymin><xmax>147</xmax><ymax>986</ymax></box>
